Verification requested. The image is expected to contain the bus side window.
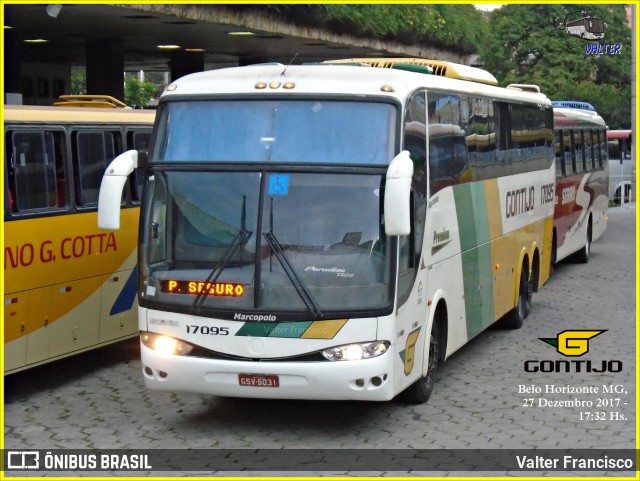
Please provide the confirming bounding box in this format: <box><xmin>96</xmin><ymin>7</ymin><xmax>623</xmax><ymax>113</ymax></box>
<box><xmin>469</xmin><ymin>97</ymin><xmax>495</xmax><ymax>182</ymax></box>
<box><xmin>73</xmin><ymin>130</ymin><xmax>118</xmax><ymax>206</ymax></box>
<box><xmin>555</xmin><ymin>129</ymin><xmax>566</xmax><ymax>177</ymax></box>
<box><xmin>574</xmin><ymin>129</ymin><xmax>585</xmax><ymax>174</ymax></box>
<box><xmin>599</xmin><ymin>129</ymin><xmax>608</xmax><ymax>167</ymax></box>
<box><xmin>398</xmin><ymin>91</ymin><xmax>428</xmax><ymax>304</ymax></box>
<box><xmin>9</xmin><ymin>130</ymin><xmax>62</xmax><ymax>212</ymax></box>
<box><xmin>48</xmin><ymin>130</ymin><xmax>68</xmax><ymax>207</ymax></box>
<box><xmin>428</xmin><ymin>93</ymin><xmax>465</xmax><ymax>193</ymax></box>
<box><xmin>568</xmin><ymin>129</ymin><xmax>577</xmax><ymax>174</ymax></box>
<box><xmin>586</xmin><ymin>129</ymin><xmax>595</xmax><ymax>171</ymax></box>
<box><xmin>127</xmin><ymin>130</ymin><xmax>152</xmax><ymax>202</ymax></box>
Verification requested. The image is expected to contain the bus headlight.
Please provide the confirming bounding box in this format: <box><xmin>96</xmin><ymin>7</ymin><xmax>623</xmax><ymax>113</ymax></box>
<box><xmin>321</xmin><ymin>341</ymin><xmax>389</xmax><ymax>361</ymax></box>
<box><xmin>141</xmin><ymin>331</ymin><xmax>194</xmax><ymax>356</ymax></box>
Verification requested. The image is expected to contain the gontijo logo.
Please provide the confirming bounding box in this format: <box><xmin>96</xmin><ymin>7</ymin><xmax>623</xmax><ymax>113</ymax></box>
<box><xmin>525</xmin><ymin>329</ymin><xmax>622</xmax><ymax>373</ymax></box>
<box><xmin>539</xmin><ymin>329</ymin><xmax>606</xmax><ymax>357</ymax></box>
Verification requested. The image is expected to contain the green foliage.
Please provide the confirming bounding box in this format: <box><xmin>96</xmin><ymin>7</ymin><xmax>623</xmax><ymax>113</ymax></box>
<box><xmin>263</xmin><ymin>4</ymin><xmax>488</xmax><ymax>54</ymax></box>
<box><xmin>70</xmin><ymin>69</ymin><xmax>86</xmax><ymax>95</ymax></box>
<box><xmin>481</xmin><ymin>4</ymin><xmax>631</xmax><ymax>128</ymax></box>
<box><xmin>124</xmin><ymin>75</ymin><xmax>158</xmax><ymax>109</ymax></box>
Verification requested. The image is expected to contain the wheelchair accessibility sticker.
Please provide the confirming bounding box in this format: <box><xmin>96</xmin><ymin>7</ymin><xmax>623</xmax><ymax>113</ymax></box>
<box><xmin>268</xmin><ymin>174</ymin><xmax>290</xmax><ymax>195</ymax></box>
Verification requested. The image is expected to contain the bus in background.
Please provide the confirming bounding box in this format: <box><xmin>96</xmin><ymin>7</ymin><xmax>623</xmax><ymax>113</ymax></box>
<box><xmin>98</xmin><ymin>59</ymin><xmax>555</xmax><ymax>404</ymax></box>
<box><xmin>4</xmin><ymin>97</ymin><xmax>155</xmax><ymax>374</ymax></box>
<box><xmin>551</xmin><ymin>100</ymin><xmax>608</xmax><ymax>265</ymax></box>
<box><xmin>565</xmin><ymin>15</ymin><xmax>605</xmax><ymax>40</ymax></box>
<box><xmin>607</xmin><ymin>129</ymin><xmax>633</xmax><ymax>205</ymax></box>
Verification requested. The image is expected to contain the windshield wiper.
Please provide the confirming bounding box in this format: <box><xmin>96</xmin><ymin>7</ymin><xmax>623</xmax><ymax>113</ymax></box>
<box><xmin>190</xmin><ymin>229</ymin><xmax>251</xmax><ymax>313</ymax></box>
<box><xmin>191</xmin><ymin>196</ymin><xmax>251</xmax><ymax>313</ymax></box>
<box><xmin>262</xmin><ymin>231</ymin><xmax>323</xmax><ymax>319</ymax></box>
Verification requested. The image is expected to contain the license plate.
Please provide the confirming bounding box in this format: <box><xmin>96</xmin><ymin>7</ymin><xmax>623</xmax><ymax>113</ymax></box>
<box><xmin>238</xmin><ymin>373</ymin><xmax>280</xmax><ymax>388</ymax></box>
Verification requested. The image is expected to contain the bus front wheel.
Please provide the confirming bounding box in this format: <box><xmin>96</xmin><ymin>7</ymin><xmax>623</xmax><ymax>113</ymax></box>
<box><xmin>398</xmin><ymin>318</ymin><xmax>441</xmax><ymax>404</ymax></box>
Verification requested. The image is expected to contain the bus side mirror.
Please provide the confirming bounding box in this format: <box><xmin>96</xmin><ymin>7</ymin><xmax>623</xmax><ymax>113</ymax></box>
<box><xmin>98</xmin><ymin>150</ymin><xmax>138</xmax><ymax>230</ymax></box>
<box><xmin>384</xmin><ymin>150</ymin><xmax>414</xmax><ymax>236</ymax></box>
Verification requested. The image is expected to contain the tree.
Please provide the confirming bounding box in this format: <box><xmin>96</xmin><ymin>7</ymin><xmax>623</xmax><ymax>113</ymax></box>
<box><xmin>247</xmin><ymin>4</ymin><xmax>489</xmax><ymax>55</ymax></box>
<box><xmin>124</xmin><ymin>75</ymin><xmax>158</xmax><ymax>109</ymax></box>
<box><xmin>481</xmin><ymin>4</ymin><xmax>631</xmax><ymax>128</ymax></box>
<box><xmin>70</xmin><ymin>68</ymin><xmax>86</xmax><ymax>95</ymax></box>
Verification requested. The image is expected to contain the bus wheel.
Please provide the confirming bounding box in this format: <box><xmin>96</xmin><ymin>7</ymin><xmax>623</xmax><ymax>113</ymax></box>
<box><xmin>550</xmin><ymin>231</ymin><xmax>557</xmax><ymax>272</ymax></box>
<box><xmin>399</xmin><ymin>319</ymin><xmax>441</xmax><ymax>404</ymax></box>
<box><xmin>574</xmin><ymin>217</ymin><xmax>592</xmax><ymax>263</ymax></box>
<box><xmin>500</xmin><ymin>265</ymin><xmax>528</xmax><ymax>329</ymax></box>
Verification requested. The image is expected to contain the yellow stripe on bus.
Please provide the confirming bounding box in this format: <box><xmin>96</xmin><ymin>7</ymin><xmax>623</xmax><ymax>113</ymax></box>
<box><xmin>300</xmin><ymin>319</ymin><xmax>348</xmax><ymax>339</ymax></box>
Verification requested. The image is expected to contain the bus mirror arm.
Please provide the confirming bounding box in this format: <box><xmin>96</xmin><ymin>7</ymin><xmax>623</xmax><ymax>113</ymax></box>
<box><xmin>384</xmin><ymin>150</ymin><xmax>414</xmax><ymax>236</ymax></box>
<box><xmin>98</xmin><ymin>150</ymin><xmax>138</xmax><ymax>230</ymax></box>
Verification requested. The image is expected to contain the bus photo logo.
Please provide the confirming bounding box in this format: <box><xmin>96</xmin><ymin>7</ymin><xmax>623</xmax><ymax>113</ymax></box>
<box><xmin>549</xmin><ymin>10</ymin><xmax>620</xmax><ymax>54</ymax></box>
<box><xmin>539</xmin><ymin>330</ymin><xmax>606</xmax><ymax>357</ymax></box>
<box><xmin>564</xmin><ymin>13</ymin><xmax>605</xmax><ymax>41</ymax></box>
<box><xmin>6</xmin><ymin>451</ymin><xmax>40</xmax><ymax>469</ymax></box>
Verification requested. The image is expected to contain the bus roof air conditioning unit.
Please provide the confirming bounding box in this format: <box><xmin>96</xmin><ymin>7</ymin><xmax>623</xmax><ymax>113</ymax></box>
<box><xmin>324</xmin><ymin>58</ymin><xmax>498</xmax><ymax>86</ymax></box>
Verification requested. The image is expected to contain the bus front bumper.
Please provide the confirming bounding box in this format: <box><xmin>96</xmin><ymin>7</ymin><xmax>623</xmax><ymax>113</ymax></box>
<box><xmin>140</xmin><ymin>343</ymin><xmax>396</xmax><ymax>401</ymax></box>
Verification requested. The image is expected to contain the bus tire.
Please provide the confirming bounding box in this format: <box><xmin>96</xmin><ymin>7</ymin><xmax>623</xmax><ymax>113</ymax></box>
<box><xmin>500</xmin><ymin>265</ymin><xmax>528</xmax><ymax>329</ymax></box>
<box><xmin>398</xmin><ymin>316</ymin><xmax>441</xmax><ymax>405</ymax></box>
<box><xmin>574</xmin><ymin>216</ymin><xmax>592</xmax><ymax>263</ymax></box>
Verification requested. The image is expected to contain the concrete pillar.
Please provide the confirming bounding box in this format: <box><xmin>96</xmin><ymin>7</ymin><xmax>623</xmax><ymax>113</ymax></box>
<box><xmin>170</xmin><ymin>50</ymin><xmax>204</xmax><ymax>82</ymax></box>
<box><xmin>4</xmin><ymin>29</ymin><xmax>22</xmax><ymax>101</ymax></box>
<box><xmin>86</xmin><ymin>39</ymin><xmax>124</xmax><ymax>101</ymax></box>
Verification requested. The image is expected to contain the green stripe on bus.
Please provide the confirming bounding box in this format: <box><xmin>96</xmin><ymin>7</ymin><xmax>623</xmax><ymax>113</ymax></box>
<box><xmin>269</xmin><ymin>321</ymin><xmax>313</xmax><ymax>338</ymax></box>
<box><xmin>454</xmin><ymin>182</ymin><xmax>495</xmax><ymax>339</ymax></box>
<box><xmin>236</xmin><ymin>322</ymin><xmax>279</xmax><ymax>337</ymax></box>
<box><xmin>454</xmin><ymin>183</ymin><xmax>491</xmax><ymax>251</ymax></box>
<box><xmin>236</xmin><ymin>321</ymin><xmax>313</xmax><ymax>338</ymax></box>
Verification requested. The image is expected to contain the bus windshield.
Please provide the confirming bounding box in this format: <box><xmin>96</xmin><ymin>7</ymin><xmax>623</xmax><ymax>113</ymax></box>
<box><xmin>141</xmin><ymin>170</ymin><xmax>391</xmax><ymax>317</ymax></box>
<box><xmin>153</xmin><ymin>100</ymin><xmax>396</xmax><ymax>165</ymax></box>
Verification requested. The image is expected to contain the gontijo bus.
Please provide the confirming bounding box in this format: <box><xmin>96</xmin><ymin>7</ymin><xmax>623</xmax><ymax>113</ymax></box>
<box><xmin>98</xmin><ymin>58</ymin><xmax>555</xmax><ymax>403</ymax></box>
<box><xmin>4</xmin><ymin>99</ymin><xmax>154</xmax><ymax>374</ymax></box>
<box><xmin>551</xmin><ymin>101</ymin><xmax>608</xmax><ymax>264</ymax></box>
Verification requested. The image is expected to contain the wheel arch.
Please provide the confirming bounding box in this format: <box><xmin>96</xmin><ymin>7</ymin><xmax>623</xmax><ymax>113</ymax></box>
<box><xmin>422</xmin><ymin>295</ymin><xmax>448</xmax><ymax>377</ymax></box>
<box><xmin>513</xmin><ymin>248</ymin><xmax>530</xmax><ymax>309</ymax></box>
<box><xmin>531</xmin><ymin>246</ymin><xmax>541</xmax><ymax>293</ymax></box>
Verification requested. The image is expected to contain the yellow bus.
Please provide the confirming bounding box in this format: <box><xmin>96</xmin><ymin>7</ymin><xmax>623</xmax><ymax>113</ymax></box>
<box><xmin>3</xmin><ymin>101</ymin><xmax>155</xmax><ymax>374</ymax></box>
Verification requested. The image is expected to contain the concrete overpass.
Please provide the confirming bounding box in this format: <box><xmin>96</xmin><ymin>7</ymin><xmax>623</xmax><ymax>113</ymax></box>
<box><xmin>4</xmin><ymin>4</ymin><xmax>472</xmax><ymax>105</ymax></box>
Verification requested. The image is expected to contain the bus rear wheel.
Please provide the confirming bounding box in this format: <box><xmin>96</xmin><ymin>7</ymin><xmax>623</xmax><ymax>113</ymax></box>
<box><xmin>500</xmin><ymin>265</ymin><xmax>529</xmax><ymax>329</ymax></box>
<box><xmin>574</xmin><ymin>217</ymin><xmax>592</xmax><ymax>263</ymax></box>
<box><xmin>399</xmin><ymin>319</ymin><xmax>441</xmax><ymax>404</ymax></box>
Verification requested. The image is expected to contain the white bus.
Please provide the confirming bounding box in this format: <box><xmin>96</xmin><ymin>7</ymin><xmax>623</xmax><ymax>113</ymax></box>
<box><xmin>565</xmin><ymin>16</ymin><xmax>605</xmax><ymax>40</ymax></box>
<box><xmin>98</xmin><ymin>58</ymin><xmax>555</xmax><ymax>403</ymax></box>
<box><xmin>607</xmin><ymin>130</ymin><xmax>633</xmax><ymax>204</ymax></box>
